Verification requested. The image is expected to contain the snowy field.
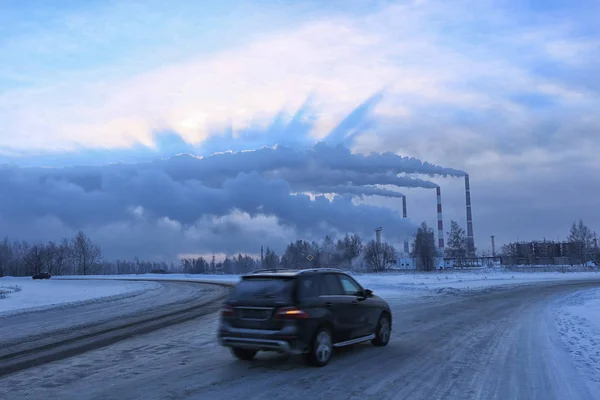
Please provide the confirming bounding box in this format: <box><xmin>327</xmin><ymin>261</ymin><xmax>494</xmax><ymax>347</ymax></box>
<box><xmin>0</xmin><ymin>277</ymin><xmax>160</xmax><ymax>317</ymax></box>
<box><xmin>56</xmin><ymin>268</ymin><xmax>600</xmax><ymax>299</ymax></box>
<box><xmin>553</xmin><ymin>287</ymin><xmax>600</xmax><ymax>390</ymax></box>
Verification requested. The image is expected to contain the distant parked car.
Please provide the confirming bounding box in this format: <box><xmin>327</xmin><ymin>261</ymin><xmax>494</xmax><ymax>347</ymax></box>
<box><xmin>32</xmin><ymin>272</ymin><xmax>51</xmax><ymax>280</ymax></box>
<box><xmin>218</xmin><ymin>268</ymin><xmax>392</xmax><ymax>367</ymax></box>
<box><xmin>150</xmin><ymin>269</ymin><xmax>169</xmax><ymax>274</ymax></box>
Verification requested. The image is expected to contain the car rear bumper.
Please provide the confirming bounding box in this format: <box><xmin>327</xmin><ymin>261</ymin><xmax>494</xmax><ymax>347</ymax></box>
<box><xmin>218</xmin><ymin>324</ymin><xmax>308</xmax><ymax>354</ymax></box>
<box><xmin>219</xmin><ymin>336</ymin><xmax>302</xmax><ymax>354</ymax></box>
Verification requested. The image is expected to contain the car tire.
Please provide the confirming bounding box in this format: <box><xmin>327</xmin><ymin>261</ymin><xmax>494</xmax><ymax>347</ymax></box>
<box><xmin>372</xmin><ymin>313</ymin><xmax>391</xmax><ymax>347</ymax></box>
<box><xmin>306</xmin><ymin>327</ymin><xmax>333</xmax><ymax>367</ymax></box>
<box><xmin>231</xmin><ymin>347</ymin><xmax>257</xmax><ymax>361</ymax></box>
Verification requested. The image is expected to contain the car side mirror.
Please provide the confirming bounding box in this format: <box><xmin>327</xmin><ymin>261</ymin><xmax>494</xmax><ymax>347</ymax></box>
<box><xmin>364</xmin><ymin>289</ymin><xmax>373</xmax><ymax>298</ymax></box>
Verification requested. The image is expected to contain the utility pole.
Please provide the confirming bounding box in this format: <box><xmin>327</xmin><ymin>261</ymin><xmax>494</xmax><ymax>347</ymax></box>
<box><xmin>260</xmin><ymin>246</ymin><xmax>264</xmax><ymax>268</ymax></box>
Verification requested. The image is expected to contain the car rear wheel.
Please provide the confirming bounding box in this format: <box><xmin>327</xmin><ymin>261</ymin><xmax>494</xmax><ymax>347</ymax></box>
<box><xmin>372</xmin><ymin>314</ymin><xmax>391</xmax><ymax>347</ymax></box>
<box><xmin>231</xmin><ymin>347</ymin><xmax>257</xmax><ymax>361</ymax></box>
<box><xmin>306</xmin><ymin>327</ymin><xmax>333</xmax><ymax>367</ymax></box>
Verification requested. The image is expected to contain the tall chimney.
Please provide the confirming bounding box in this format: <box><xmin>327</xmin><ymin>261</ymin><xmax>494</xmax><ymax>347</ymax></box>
<box><xmin>436</xmin><ymin>187</ymin><xmax>444</xmax><ymax>249</ymax></box>
<box><xmin>465</xmin><ymin>174</ymin><xmax>475</xmax><ymax>256</ymax></box>
<box><xmin>375</xmin><ymin>226</ymin><xmax>382</xmax><ymax>246</ymax></box>
<box><xmin>402</xmin><ymin>196</ymin><xmax>409</xmax><ymax>254</ymax></box>
<box><xmin>491</xmin><ymin>235</ymin><xmax>496</xmax><ymax>256</ymax></box>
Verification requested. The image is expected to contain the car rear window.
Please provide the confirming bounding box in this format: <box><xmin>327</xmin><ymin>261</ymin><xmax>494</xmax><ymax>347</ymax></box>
<box><xmin>232</xmin><ymin>277</ymin><xmax>295</xmax><ymax>300</ymax></box>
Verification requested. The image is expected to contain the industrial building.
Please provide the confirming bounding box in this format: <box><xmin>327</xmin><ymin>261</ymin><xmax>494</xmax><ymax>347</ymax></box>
<box><xmin>500</xmin><ymin>240</ymin><xmax>592</xmax><ymax>266</ymax></box>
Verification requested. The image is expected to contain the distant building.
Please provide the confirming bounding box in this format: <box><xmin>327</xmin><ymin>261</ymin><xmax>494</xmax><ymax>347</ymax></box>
<box><xmin>501</xmin><ymin>240</ymin><xmax>591</xmax><ymax>265</ymax></box>
<box><xmin>393</xmin><ymin>256</ymin><xmax>416</xmax><ymax>270</ymax></box>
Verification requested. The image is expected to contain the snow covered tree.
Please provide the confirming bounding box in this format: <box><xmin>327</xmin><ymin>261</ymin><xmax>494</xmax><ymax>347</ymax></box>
<box><xmin>281</xmin><ymin>240</ymin><xmax>317</xmax><ymax>269</ymax></box>
<box><xmin>333</xmin><ymin>233</ymin><xmax>363</xmax><ymax>268</ymax></box>
<box><xmin>222</xmin><ymin>257</ymin><xmax>234</xmax><ymax>274</ymax></box>
<box><xmin>318</xmin><ymin>235</ymin><xmax>336</xmax><ymax>267</ymax></box>
<box><xmin>263</xmin><ymin>247</ymin><xmax>280</xmax><ymax>269</ymax></box>
<box><xmin>445</xmin><ymin>221</ymin><xmax>468</xmax><ymax>262</ymax></box>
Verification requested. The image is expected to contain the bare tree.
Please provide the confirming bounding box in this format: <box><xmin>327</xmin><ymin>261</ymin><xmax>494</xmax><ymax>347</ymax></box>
<box><xmin>412</xmin><ymin>222</ymin><xmax>437</xmax><ymax>271</ymax></box>
<box><xmin>363</xmin><ymin>240</ymin><xmax>396</xmax><ymax>272</ymax></box>
<box><xmin>24</xmin><ymin>244</ymin><xmax>45</xmax><ymax>275</ymax></box>
<box><xmin>567</xmin><ymin>219</ymin><xmax>594</xmax><ymax>264</ymax></box>
<box><xmin>71</xmin><ymin>231</ymin><xmax>102</xmax><ymax>275</ymax></box>
<box><xmin>0</xmin><ymin>237</ymin><xmax>12</xmax><ymax>277</ymax></box>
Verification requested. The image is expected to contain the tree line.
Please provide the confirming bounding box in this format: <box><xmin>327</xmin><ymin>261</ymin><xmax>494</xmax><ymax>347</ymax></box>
<box><xmin>0</xmin><ymin>222</ymin><xmax>449</xmax><ymax>276</ymax></box>
<box><xmin>181</xmin><ymin>233</ymin><xmax>399</xmax><ymax>274</ymax></box>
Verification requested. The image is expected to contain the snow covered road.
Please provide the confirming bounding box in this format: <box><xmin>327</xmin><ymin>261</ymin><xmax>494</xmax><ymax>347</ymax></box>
<box><xmin>0</xmin><ymin>280</ymin><xmax>230</xmax><ymax>376</ymax></box>
<box><xmin>0</xmin><ymin>277</ymin><xmax>159</xmax><ymax>316</ymax></box>
<box><xmin>1</xmin><ymin>279</ymin><xmax>599</xmax><ymax>400</ymax></box>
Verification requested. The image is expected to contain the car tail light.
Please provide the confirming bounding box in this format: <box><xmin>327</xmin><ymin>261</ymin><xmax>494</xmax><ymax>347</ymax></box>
<box><xmin>221</xmin><ymin>305</ymin><xmax>234</xmax><ymax>317</ymax></box>
<box><xmin>274</xmin><ymin>307</ymin><xmax>310</xmax><ymax>319</ymax></box>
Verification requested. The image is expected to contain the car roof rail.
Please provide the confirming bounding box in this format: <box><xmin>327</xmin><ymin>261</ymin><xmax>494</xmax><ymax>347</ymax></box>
<box><xmin>297</xmin><ymin>267</ymin><xmax>347</xmax><ymax>274</ymax></box>
<box><xmin>247</xmin><ymin>267</ymin><xmax>348</xmax><ymax>275</ymax></box>
<box><xmin>248</xmin><ymin>268</ymin><xmax>298</xmax><ymax>274</ymax></box>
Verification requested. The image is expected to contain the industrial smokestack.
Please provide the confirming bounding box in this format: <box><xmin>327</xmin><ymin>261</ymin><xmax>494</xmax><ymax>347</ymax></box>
<box><xmin>375</xmin><ymin>226</ymin><xmax>382</xmax><ymax>246</ymax></box>
<box><xmin>491</xmin><ymin>235</ymin><xmax>495</xmax><ymax>256</ymax></box>
<box><xmin>436</xmin><ymin>187</ymin><xmax>444</xmax><ymax>249</ymax></box>
<box><xmin>402</xmin><ymin>196</ymin><xmax>409</xmax><ymax>254</ymax></box>
<box><xmin>465</xmin><ymin>174</ymin><xmax>475</xmax><ymax>256</ymax></box>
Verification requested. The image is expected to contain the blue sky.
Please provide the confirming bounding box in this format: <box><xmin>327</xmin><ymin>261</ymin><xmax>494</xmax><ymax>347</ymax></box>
<box><xmin>0</xmin><ymin>0</ymin><xmax>599</xmax><ymax>260</ymax></box>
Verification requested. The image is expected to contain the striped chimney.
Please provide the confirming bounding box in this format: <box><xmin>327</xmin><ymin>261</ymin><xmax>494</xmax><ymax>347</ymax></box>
<box><xmin>402</xmin><ymin>196</ymin><xmax>409</xmax><ymax>254</ymax></box>
<box><xmin>465</xmin><ymin>174</ymin><xmax>475</xmax><ymax>255</ymax></box>
<box><xmin>436</xmin><ymin>187</ymin><xmax>445</xmax><ymax>249</ymax></box>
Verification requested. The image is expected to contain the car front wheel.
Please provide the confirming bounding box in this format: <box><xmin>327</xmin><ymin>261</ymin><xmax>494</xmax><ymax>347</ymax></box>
<box><xmin>372</xmin><ymin>314</ymin><xmax>391</xmax><ymax>347</ymax></box>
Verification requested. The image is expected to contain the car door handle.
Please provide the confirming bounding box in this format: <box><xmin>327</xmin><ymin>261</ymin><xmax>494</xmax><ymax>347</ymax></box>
<box><xmin>351</xmin><ymin>299</ymin><xmax>359</xmax><ymax>304</ymax></box>
<box><xmin>325</xmin><ymin>302</ymin><xmax>333</xmax><ymax>307</ymax></box>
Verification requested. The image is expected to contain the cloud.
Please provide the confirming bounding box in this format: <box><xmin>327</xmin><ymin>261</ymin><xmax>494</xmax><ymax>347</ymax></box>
<box><xmin>2</xmin><ymin>0</ymin><xmax>598</xmax><ymax>156</ymax></box>
<box><xmin>0</xmin><ymin>142</ymin><xmax>472</xmax><ymax>259</ymax></box>
<box><xmin>1</xmin><ymin>0</ymin><xmax>599</xmax><ymax>256</ymax></box>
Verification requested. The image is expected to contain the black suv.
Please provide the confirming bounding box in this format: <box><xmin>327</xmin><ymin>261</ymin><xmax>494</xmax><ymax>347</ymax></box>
<box><xmin>218</xmin><ymin>268</ymin><xmax>392</xmax><ymax>367</ymax></box>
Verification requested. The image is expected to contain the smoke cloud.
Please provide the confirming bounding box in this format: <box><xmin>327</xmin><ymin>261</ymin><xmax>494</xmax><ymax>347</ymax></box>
<box><xmin>0</xmin><ymin>142</ymin><xmax>464</xmax><ymax>260</ymax></box>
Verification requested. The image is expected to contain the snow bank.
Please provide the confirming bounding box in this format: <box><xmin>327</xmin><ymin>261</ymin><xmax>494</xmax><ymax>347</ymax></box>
<box><xmin>0</xmin><ymin>277</ymin><xmax>160</xmax><ymax>317</ymax></box>
<box><xmin>354</xmin><ymin>269</ymin><xmax>600</xmax><ymax>296</ymax></box>
<box><xmin>553</xmin><ymin>288</ymin><xmax>600</xmax><ymax>391</ymax></box>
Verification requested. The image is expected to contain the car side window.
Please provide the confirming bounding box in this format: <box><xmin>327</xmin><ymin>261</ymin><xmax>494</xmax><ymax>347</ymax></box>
<box><xmin>320</xmin><ymin>273</ymin><xmax>344</xmax><ymax>296</ymax></box>
<box><xmin>298</xmin><ymin>275</ymin><xmax>322</xmax><ymax>299</ymax></box>
<box><xmin>338</xmin><ymin>275</ymin><xmax>363</xmax><ymax>296</ymax></box>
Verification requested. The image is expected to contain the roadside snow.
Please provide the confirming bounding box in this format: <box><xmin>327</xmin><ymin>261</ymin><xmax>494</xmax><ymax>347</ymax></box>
<box><xmin>553</xmin><ymin>287</ymin><xmax>600</xmax><ymax>391</ymax></box>
<box><xmin>354</xmin><ymin>270</ymin><xmax>600</xmax><ymax>298</ymax></box>
<box><xmin>0</xmin><ymin>277</ymin><xmax>160</xmax><ymax>317</ymax></box>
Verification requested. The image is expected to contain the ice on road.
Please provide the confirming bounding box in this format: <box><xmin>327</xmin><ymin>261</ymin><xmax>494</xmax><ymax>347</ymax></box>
<box><xmin>0</xmin><ymin>277</ymin><xmax>159</xmax><ymax>317</ymax></box>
